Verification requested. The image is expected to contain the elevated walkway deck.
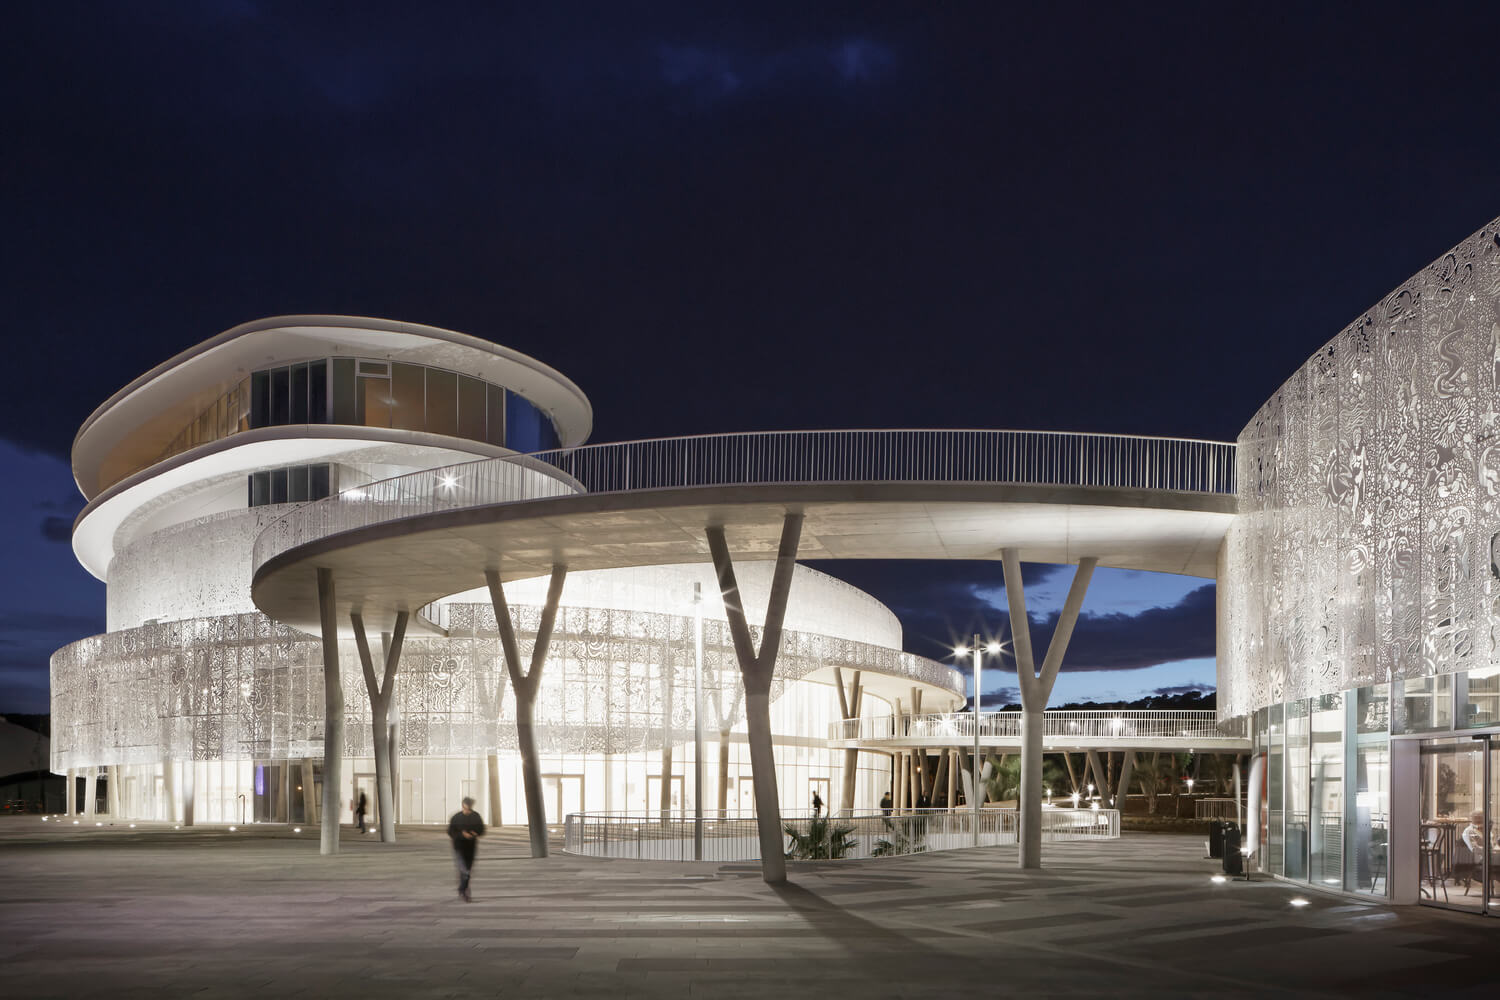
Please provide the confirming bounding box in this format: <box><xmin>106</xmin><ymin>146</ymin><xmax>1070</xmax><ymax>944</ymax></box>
<box><xmin>831</xmin><ymin>709</ymin><xmax>1250</xmax><ymax>753</ymax></box>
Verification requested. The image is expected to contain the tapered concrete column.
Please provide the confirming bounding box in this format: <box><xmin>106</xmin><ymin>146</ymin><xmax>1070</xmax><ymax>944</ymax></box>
<box><xmin>834</xmin><ymin>667</ymin><xmax>862</xmax><ymax>814</ymax></box>
<box><xmin>353</xmin><ymin>610</ymin><xmax>408</xmax><ymax>843</ymax></box>
<box><xmin>1002</xmin><ymin>549</ymin><xmax>1096</xmax><ymax>870</ymax></box>
<box><xmin>1086</xmin><ymin>750</ymin><xmax>1108</xmax><ymax>800</ymax></box>
<box><xmin>316</xmin><ymin>567</ymin><xmax>344</xmax><ymax>856</ymax></box>
<box><xmin>83</xmin><ymin>767</ymin><xmax>96</xmax><ymax>818</ymax></box>
<box><xmin>896</xmin><ymin>752</ymin><xmax>908</xmax><ymax>812</ymax></box>
<box><xmin>946</xmin><ymin>750</ymin><xmax>958</xmax><ymax>811</ymax></box>
<box><xmin>1116</xmin><ymin>752</ymin><xmax>1134</xmax><ymax>808</ymax></box>
<box><xmin>706</xmin><ymin>512</ymin><xmax>803</xmax><ymax>883</ymax></box>
<box><xmin>66</xmin><ymin>768</ymin><xmax>76</xmax><ymax>816</ymax></box>
<box><xmin>488</xmin><ymin>563</ymin><xmax>568</xmax><ymax>859</ymax></box>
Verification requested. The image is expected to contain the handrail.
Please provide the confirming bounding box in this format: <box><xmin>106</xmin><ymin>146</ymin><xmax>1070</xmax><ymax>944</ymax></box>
<box><xmin>562</xmin><ymin>806</ymin><xmax>1120</xmax><ymax>861</ymax></box>
<box><xmin>253</xmin><ymin>429</ymin><xmax>1236</xmax><ymax>572</ymax></box>
<box><xmin>832</xmin><ymin>709</ymin><xmax>1246</xmax><ymax>744</ymax></box>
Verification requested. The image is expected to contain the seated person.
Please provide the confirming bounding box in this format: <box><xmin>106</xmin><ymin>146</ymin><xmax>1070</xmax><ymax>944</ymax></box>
<box><xmin>1461</xmin><ymin>811</ymin><xmax>1486</xmax><ymax>854</ymax></box>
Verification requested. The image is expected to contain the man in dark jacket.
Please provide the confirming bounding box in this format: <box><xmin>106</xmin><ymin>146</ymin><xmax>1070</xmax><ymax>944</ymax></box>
<box><xmin>447</xmin><ymin>797</ymin><xmax>485</xmax><ymax>901</ymax></box>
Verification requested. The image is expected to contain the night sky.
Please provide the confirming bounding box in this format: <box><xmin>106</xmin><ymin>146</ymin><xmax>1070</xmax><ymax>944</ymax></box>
<box><xmin>5</xmin><ymin>2</ymin><xmax>1500</xmax><ymax>713</ymax></box>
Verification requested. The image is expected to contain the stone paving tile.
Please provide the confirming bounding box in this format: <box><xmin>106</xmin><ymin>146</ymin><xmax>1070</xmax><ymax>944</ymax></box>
<box><xmin>5</xmin><ymin>816</ymin><xmax>1500</xmax><ymax>998</ymax></box>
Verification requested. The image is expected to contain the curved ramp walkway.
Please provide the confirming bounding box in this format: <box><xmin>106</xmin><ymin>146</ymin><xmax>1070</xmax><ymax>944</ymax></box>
<box><xmin>252</xmin><ymin>429</ymin><xmax>1236</xmax><ymax>635</ymax></box>
<box><xmin>835</xmin><ymin>709</ymin><xmax>1251</xmax><ymax>753</ymax></box>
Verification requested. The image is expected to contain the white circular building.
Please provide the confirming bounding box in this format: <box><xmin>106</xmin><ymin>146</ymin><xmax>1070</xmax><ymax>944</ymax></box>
<box><xmin>51</xmin><ymin>316</ymin><xmax>962</xmax><ymax>827</ymax></box>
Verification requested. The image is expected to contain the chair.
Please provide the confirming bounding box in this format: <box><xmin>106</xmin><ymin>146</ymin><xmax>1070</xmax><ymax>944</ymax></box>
<box><xmin>1419</xmin><ymin>823</ymin><xmax>1450</xmax><ymax>902</ymax></box>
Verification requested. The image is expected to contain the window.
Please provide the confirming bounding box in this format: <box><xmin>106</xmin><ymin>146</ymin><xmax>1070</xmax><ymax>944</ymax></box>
<box><xmin>458</xmin><ymin>376</ymin><xmax>487</xmax><ymax>442</ymax></box>
<box><xmin>247</xmin><ymin>464</ymin><xmax>335</xmax><ymax>507</ymax></box>
<box><xmin>425</xmin><ymin>369</ymin><xmax>458</xmax><ymax>438</ymax></box>
<box><xmin>390</xmin><ymin>363</ymin><xmax>425</xmax><ymax>432</ymax></box>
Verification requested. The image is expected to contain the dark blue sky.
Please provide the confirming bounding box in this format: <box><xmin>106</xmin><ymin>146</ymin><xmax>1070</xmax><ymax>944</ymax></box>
<box><xmin>4</xmin><ymin>2</ymin><xmax>1500</xmax><ymax>712</ymax></box>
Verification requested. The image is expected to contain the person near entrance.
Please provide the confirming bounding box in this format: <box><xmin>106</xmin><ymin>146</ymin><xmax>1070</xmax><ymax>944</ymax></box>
<box><xmin>447</xmin><ymin>797</ymin><xmax>485</xmax><ymax>902</ymax></box>
<box><xmin>354</xmin><ymin>791</ymin><xmax>368</xmax><ymax>834</ymax></box>
<box><xmin>812</xmin><ymin>790</ymin><xmax>823</xmax><ymax>817</ymax></box>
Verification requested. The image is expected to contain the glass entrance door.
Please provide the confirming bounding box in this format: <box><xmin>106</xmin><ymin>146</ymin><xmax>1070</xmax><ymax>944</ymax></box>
<box><xmin>1416</xmin><ymin>737</ymin><xmax>1493</xmax><ymax>912</ymax></box>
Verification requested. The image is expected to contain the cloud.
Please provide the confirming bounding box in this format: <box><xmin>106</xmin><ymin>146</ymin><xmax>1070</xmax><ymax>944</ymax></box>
<box><xmin>1037</xmin><ymin>585</ymin><xmax>1216</xmax><ymax>673</ymax></box>
<box><xmin>655</xmin><ymin>37</ymin><xmax>895</xmax><ymax>105</ymax></box>
<box><xmin>803</xmin><ymin>560</ymin><xmax>1065</xmax><ymax>667</ymax></box>
<box><xmin>40</xmin><ymin>517</ymin><xmax>72</xmax><ymax>543</ymax></box>
<box><xmin>1148</xmin><ymin>683</ymin><xmax>1214</xmax><ymax>697</ymax></box>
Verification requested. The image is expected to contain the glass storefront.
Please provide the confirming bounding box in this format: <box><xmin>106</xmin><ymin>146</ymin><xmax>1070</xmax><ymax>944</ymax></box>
<box><xmin>1417</xmin><ymin>738</ymin><xmax>1493</xmax><ymax>913</ymax></box>
<box><xmin>1254</xmin><ymin>685</ymin><xmax>1387</xmax><ymax>898</ymax></box>
<box><xmin>1249</xmin><ymin>671</ymin><xmax>1500</xmax><ymax>909</ymax></box>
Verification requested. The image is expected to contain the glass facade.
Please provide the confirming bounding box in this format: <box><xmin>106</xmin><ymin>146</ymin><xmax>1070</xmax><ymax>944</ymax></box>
<box><xmin>1251</xmin><ymin>671</ymin><xmax>1500</xmax><ymax>902</ymax></box>
<box><xmin>147</xmin><ymin>357</ymin><xmax>562</xmax><ymax>480</ymax></box>
<box><xmin>248</xmin><ymin>464</ymin><xmax>333</xmax><ymax>507</ymax></box>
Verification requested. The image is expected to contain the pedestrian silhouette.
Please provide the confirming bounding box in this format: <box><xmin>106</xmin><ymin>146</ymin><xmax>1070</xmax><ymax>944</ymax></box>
<box><xmin>447</xmin><ymin>797</ymin><xmax>485</xmax><ymax>901</ymax></box>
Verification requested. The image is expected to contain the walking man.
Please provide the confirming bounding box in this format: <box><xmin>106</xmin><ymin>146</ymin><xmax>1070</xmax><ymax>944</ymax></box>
<box><xmin>447</xmin><ymin>796</ymin><xmax>485</xmax><ymax>901</ymax></box>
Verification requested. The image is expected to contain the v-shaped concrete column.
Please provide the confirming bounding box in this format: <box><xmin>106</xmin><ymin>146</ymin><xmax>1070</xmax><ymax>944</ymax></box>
<box><xmin>706</xmin><ymin>512</ymin><xmax>803</xmax><ymax>883</ymax></box>
<box><xmin>487</xmin><ymin>564</ymin><xmax>568</xmax><ymax>859</ymax></box>
<box><xmin>353</xmin><ymin>608</ymin><xmax>408</xmax><ymax>843</ymax></box>
<box><xmin>316</xmin><ymin>567</ymin><xmax>344</xmax><ymax>855</ymax></box>
<box><xmin>1001</xmin><ymin>549</ymin><xmax>1097</xmax><ymax>869</ymax></box>
<box><xmin>834</xmin><ymin>667</ymin><xmax>863</xmax><ymax>814</ymax></box>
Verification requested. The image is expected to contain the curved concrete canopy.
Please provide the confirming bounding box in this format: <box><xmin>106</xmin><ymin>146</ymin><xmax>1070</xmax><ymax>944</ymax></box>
<box><xmin>73</xmin><ymin>428</ymin><xmax>530</xmax><ymax>580</ymax></box>
<box><xmin>74</xmin><ymin>315</ymin><xmax>594</xmax><ymax>498</ymax></box>
<box><xmin>252</xmin><ymin>481</ymin><xmax>1236</xmax><ymax>637</ymax></box>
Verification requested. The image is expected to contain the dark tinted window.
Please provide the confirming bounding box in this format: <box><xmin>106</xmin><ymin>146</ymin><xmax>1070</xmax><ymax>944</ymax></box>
<box><xmin>270</xmin><ymin>367</ymin><xmax>290</xmax><ymax>425</ymax></box>
<box><xmin>248</xmin><ymin>471</ymin><xmax>269</xmax><ymax>506</ymax></box>
<box><xmin>270</xmin><ymin>468</ymin><xmax>288</xmax><ymax>504</ymax></box>
<box><xmin>250</xmin><ymin>371</ymin><xmax>270</xmax><ymax>428</ymax></box>
<box><xmin>425</xmin><ymin>369</ymin><xmax>458</xmax><ymax>437</ymax></box>
<box><xmin>507</xmin><ymin>393</ymin><xmax>556</xmax><ymax>453</ymax></box>
<box><xmin>288</xmin><ymin>464</ymin><xmax>309</xmax><ymax>502</ymax></box>
<box><xmin>332</xmin><ymin>359</ymin><xmax>357</xmax><ymax>424</ymax></box>
<box><xmin>486</xmin><ymin>384</ymin><xmax>505</xmax><ymax>445</ymax></box>
<box><xmin>308</xmin><ymin>361</ymin><xmax>328</xmax><ymax>423</ymax></box>
<box><xmin>309</xmin><ymin>463</ymin><xmax>331</xmax><ymax>500</ymax></box>
<box><xmin>458</xmin><ymin>376</ymin><xmax>487</xmax><ymax>442</ymax></box>
<box><xmin>290</xmin><ymin>363</ymin><xmax>309</xmax><ymax>424</ymax></box>
<box><xmin>390</xmin><ymin>364</ymin><xmax>424</xmax><ymax>432</ymax></box>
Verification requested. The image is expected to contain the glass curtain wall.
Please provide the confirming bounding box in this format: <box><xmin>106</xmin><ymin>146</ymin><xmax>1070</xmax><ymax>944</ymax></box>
<box><xmin>1346</xmin><ymin>683</ymin><xmax>1389</xmax><ymax>896</ymax></box>
<box><xmin>1309</xmin><ymin>693</ymin><xmax>1344</xmax><ymax>887</ymax></box>
<box><xmin>1418</xmin><ymin>739</ymin><xmax>1486</xmax><ymax>912</ymax></box>
<box><xmin>1284</xmin><ymin>698</ymin><xmax>1310</xmax><ymax>880</ymax></box>
<box><xmin>1267</xmin><ymin>702</ymin><xmax>1284</xmax><ymax>875</ymax></box>
<box><xmin>151</xmin><ymin>357</ymin><xmax>563</xmax><ymax>479</ymax></box>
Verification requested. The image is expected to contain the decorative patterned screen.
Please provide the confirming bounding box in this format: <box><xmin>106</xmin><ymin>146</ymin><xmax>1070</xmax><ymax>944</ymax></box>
<box><xmin>1221</xmin><ymin>217</ymin><xmax>1500</xmax><ymax>721</ymax></box>
<box><xmin>50</xmin><ymin>605</ymin><xmax>961</xmax><ymax>771</ymax></box>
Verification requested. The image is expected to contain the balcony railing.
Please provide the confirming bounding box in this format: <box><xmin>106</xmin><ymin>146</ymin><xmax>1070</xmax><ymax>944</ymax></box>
<box><xmin>253</xmin><ymin>429</ymin><xmax>1235</xmax><ymax>572</ymax></box>
<box><xmin>832</xmin><ymin>709</ymin><xmax>1246</xmax><ymax>745</ymax></box>
<box><xmin>562</xmin><ymin>807</ymin><xmax>1119</xmax><ymax>862</ymax></box>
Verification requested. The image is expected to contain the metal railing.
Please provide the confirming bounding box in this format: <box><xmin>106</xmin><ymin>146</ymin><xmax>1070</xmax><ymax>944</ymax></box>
<box><xmin>253</xmin><ymin>429</ymin><xmax>1235</xmax><ymax>572</ymax></box>
<box><xmin>1194</xmin><ymin>798</ymin><xmax>1244</xmax><ymax>821</ymax></box>
<box><xmin>562</xmin><ymin>807</ymin><xmax>1119</xmax><ymax>862</ymax></box>
<box><xmin>832</xmin><ymin>710</ymin><xmax>1246</xmax><ymax>744</ymax></box>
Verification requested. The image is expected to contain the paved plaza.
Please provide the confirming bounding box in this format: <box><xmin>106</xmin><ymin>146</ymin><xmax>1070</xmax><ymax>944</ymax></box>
<box><xmin>1</xmin><ymin>817</ymin><xmax>1495</xmax><ymax>999</ymax></box>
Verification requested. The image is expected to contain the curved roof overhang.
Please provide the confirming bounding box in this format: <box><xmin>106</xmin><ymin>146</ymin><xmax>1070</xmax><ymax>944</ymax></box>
<box><xmin>73</xmin><ymin>315</ymin><xmax>593</xmax><ymax>498</ymax></box>
<box><xmin>252</xmin><ymin>481</ymin><xmax>1236</xmax><ymax>637</ymax></box>
<box><xmin>74</xmin><ymin>428</ymin><xmax>528</xmax><ymax>580</ymax></box>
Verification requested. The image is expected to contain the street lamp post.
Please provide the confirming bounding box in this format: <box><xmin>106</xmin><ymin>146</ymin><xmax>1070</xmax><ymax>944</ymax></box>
<box><xmin>956</xmin><ymin>634</ymin><xmax>1002</xmax><ymax>847</ymax></box>
<box><xmin>692</xmin><ymin>582</ymin><xmax>704</xmax><ymax>862</ymax></box>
